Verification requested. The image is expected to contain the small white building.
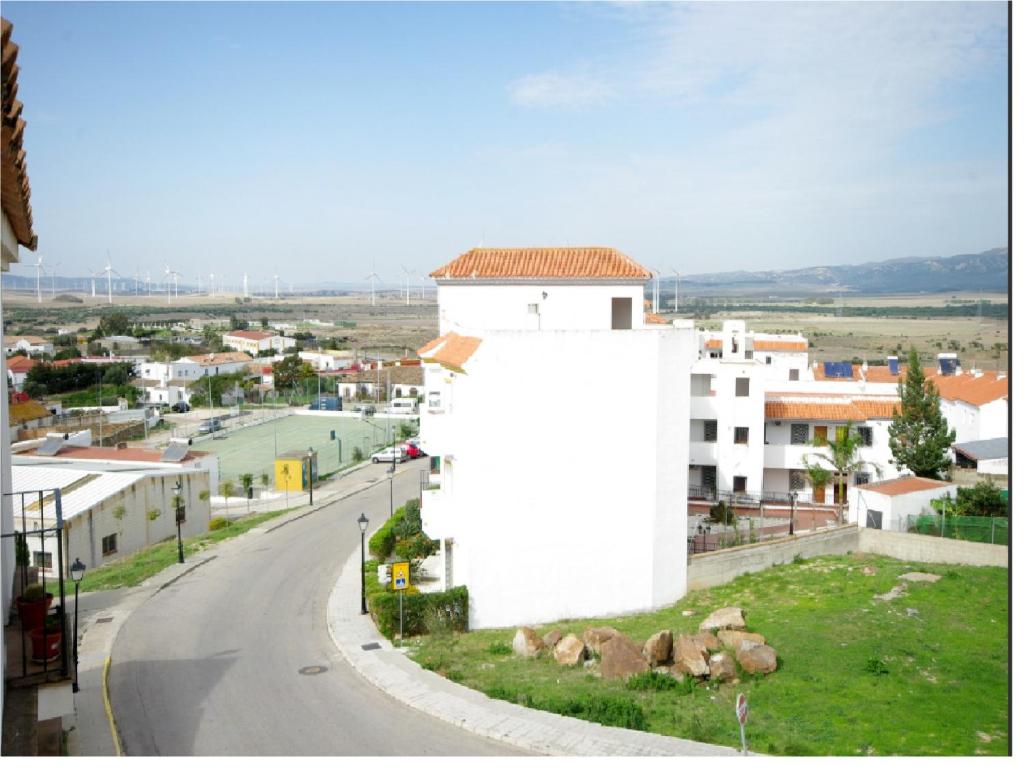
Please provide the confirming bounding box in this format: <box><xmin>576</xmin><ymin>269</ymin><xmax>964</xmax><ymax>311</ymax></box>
<box><xmin>849</xmin><ymin>475</ymin><xmax>955</xmax><ymax>532</ymax></box>
<box><xmin>5</xmin><ymin>354</ymin><xmax>37</xmax><ymax>391</ymax></box>
<box><xmin>222</xmin><ymin>330</ymin><xmax>295</xmax><ymax>356</ymax></box>
<box><xmin>337</xmin><ymin>364</ymin><xmax>424</xmax><ymax>400</ymax></box>
<box><xmin>183</xmin><ymin>352</ymin><xmax>254</xmax><ymax>377</ymax></box>
<box><xmin>3</xmin><ymin>334</ymin><xmax>53</xmax><ymax>357</ymax></box>
<box><xmin>419</xmin><ymin>246</ymin><xmax>695</xmax><ymax>629</ymax></box>
<box><xmin>10</xmin><ymin>464</ymin><xmax>211</xmax><ymax>578</ymax></box>
<box><xmin>299</xmin><ymin>349</ymin><xmax>355</xmax><ymax>372</ymax></box>
<box><xmin>952</xmin><ymin>437</ymin><xmax>1008</xmax><ymax>476</ymax></box>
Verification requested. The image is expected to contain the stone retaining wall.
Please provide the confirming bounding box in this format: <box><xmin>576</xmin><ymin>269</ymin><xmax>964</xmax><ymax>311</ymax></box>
<box><xmin>858</xmin><ymin>527</ymin><xmax>1007</xmax><ymax>568</ymax></box>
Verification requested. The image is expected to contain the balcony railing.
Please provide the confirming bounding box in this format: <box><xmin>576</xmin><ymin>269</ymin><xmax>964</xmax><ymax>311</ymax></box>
<box><xmin>3</xmin><ymin>487</ymin><xmax>71</xmax><ymax>688</ymax></box>
<box><xmin>687</xmin><ymin>485</ymin><xmax>830</xmax><ymax>508</ymax></box>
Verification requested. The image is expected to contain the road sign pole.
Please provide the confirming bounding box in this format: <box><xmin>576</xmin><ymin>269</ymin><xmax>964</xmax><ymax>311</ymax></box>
<box><xmin>399</xmin><ymin>590</ymin><xmax>404</xmax><ymax>646</ymax></box>
<box><xmin>736</xmin><ymin>693</ymin><xmax>748</xmax><ymax>755</ymax></box>
<box><xmin>740</xmin><ymin>722</ymin><xmax>747</xmax><ymax>756</ymax></box>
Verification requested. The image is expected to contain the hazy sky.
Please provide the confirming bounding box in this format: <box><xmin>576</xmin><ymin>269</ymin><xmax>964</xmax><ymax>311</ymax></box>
<box><xmin>4</xmin><ymin>1</ymin><xmax>1008</xmax><ymax>286</ymax></box>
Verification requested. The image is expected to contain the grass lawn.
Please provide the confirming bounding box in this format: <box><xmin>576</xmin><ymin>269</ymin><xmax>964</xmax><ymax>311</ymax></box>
<box><xmin>65</xmin><ymin>506</ymin><xmax>303</xmax><ymax>593</ymax></box>
<box><xmin>406</xmin><ymin>553</ymin><xmax>1008</xmax><ymax>756</ymax></box>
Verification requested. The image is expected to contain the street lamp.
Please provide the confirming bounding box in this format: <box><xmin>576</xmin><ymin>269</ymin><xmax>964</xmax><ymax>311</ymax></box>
<box><xmin>357</xmin><ymin>513</ymin><xmax>369</xmax><ymax>614</ymax></box>
<box><xmin>789</xmin><ymin>492</ymin><xmax>797</xmax><ymax>536</ymax></box>
<box><xmin>307</xmin><ymin>447</ymin><xmax>315</xmax><ymax>506</ymax></box>
<box><xmin>173</xmin><ymin>480</ymin><xmax>186</xmax><ymax>563</ymax></box>
<box><xmin>70</xmin><ymin>558</ymin><xmax>86</xmax><ymax>693</ymax></box>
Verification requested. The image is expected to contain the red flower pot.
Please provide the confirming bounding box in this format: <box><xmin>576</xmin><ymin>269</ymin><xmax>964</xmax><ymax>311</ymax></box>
<box><xmin>15</xmin><ymin>593</ymin><xmax>53</xmax><ymax>631</ymax></box>
<box><xmin>28</xmin><ymin>626</ymin><xmax>62</xmax><ymax>663</ymax></box>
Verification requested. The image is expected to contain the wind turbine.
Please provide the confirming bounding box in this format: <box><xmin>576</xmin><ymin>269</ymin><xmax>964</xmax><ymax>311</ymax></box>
<box><xmin>101</xmin><ymin>256</ymin><xmax>120</xmax><ymax>305</ymax></box>
<box><xmin>243</xmin><ymin>273</ymin><xmax>248</xmax><ymax>298</ymax></box>
<box><xmin>273</xmin><ymin>275</ymin><xmax>280</xmax><ymax>300</ymax></box>
<box><xmin>145</xmin><ymin>271</ymin><xmax>152</xmax><ymax>297</ymax></box>
<box><xmin>209</xmin><ymin>272</ymin><xmax>216</xmax><ymax>297</ymax></box>
<box><xmin>365</xmin><ymin>261</ymin><xmax>380</xmax><ymax>306</ymax></box>
<box><xmin>671</xmin><ymin>268</ymin><xmax>681</xmax><ymax>314</ymax></box>
<box><xmin>651</xmin><ymin>268</ymin><xmax>661</xmax><ymax>315</ymax></box>
<box><xmin>401</xmin><ymin>266</ymin><xmax>414</xmax><ymax>305</ymax></box>
<box><xmin>164</xmin><ymin>265</ymin><xmax>181</xmax><ymax>304</ymax></box>
<box><xmin>34</xmin><ymin>255</ymin><xmax>44</xmax><ymax>303</ymax></box>
<box><xmin>90</xmin><ymin>267</ymin><xmax>103</xmax><ymax>298</ymax></box>
<box><xmin>133</xmin><ymin>267</ymin><xmax>141</xmax><ymax>295</ymax></box>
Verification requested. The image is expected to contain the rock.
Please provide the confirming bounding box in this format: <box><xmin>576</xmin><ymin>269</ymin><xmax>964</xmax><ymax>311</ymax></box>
<box><xmin>582</xmin><ymin>626</ymin><xmax>623</xmax><ymax>657</ymax></box>
<box><xmin>599</xmin><ymin>635</ymin><xmax>649</xmax><ymax>680</ymax></box>
<box><xmin>672</xmin><ymin>635</ymin><xmax>710</xmax><ymax>677</ymax></box>
<box><xmin>862</xmin><ymin>566</ymin><xmax>877</xmax><ymax>576</ymax></box>
<box><xmin>681</xmin><ymin>610</ymin><xmax>696</xmax><ymax>617</ymax></box>
<box><xmin>542</xmin><ymin>629</ymin><xmax>562</xmax><ymax>648</ymax></box>
<box><xmin>905</xmin><ymin>607</ymin><xmax>920</xmax><ymax>618</ymax></box>
<box><xmin>643</xmin><ymin>630</ymin><xmax>674</xmax><ymax>666</ymax></box>
<box><xmin>899</xmin><ymin>572</ymin><xmax>941</xmax><ymax>583</ymax></box>
<box><xmin>512</xmin><ymin>627</ymin><xmax>545</xmax><ymax>658</ymax></box>
<box><xmin>736</xmin><ymin>644</ymin><xmax>778</xmax><ymax>674</ymax></box>
<box><xmin>699</xmin><ymin>606</ymin><xmax>746</xmax><ymax>632</ymax></box>
<box><xmin>583</xmin><ymin>658</ymin><xmax>597</xmax><ymax>670</ymax></box>
<box><xmin>874</xmin><ymin>584</ymin><xmax>907</xmax><ymax>602</ymax></box>
<box><xmin>717</xmin><ymin>630</ymin><xmax>766</xmax><ymax>650</ymax></box>
<box><xmin>709</xmin><ymin>652</ymin><xmax>739</xmax><ymax>683</ymax></box>
<box><xmin>692</xmin><ymin>631</ymin><xmax>721</xmax><ymax>652</ymax></box>
<box><xmin>553</xmin><ymin>634</ymin><xmax>586</xmax><ymax>666</ymax></box>
<box><xmin>977</xmin><ymin>732</ymin><xmax>992</xmax><ymax>743</ymax></box>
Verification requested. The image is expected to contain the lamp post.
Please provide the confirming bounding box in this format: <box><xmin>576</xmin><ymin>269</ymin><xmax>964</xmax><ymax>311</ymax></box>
<box><xmin>307</xmin><ymin>447</ymin><xmax>315</xmax><ymax>506</ymax></box>
<box><xmin>357</xmin><ymin>513</ymin><xmax>369</xmax><ymax>614</ymax></box>
<box><xmin>174</xmin><ymin>480</ymin><xmax>186</xmax><ymax>563</ymax></box>
<box><xmin>70</xmin><ymin>558</ymin><xmax>86</xmax><ymax>693</ymax></box>
<box><xmin>789</xmin><ymin>492</ymin><xmax>796</xmax><ymax>536</ymax></box>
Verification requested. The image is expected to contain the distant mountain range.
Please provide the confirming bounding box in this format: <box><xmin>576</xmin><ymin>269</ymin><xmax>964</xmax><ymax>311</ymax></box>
<box><xmin>679</xmin><ymin>247</ymin><xmax>1008</xmax><ymax>296</ymax></box>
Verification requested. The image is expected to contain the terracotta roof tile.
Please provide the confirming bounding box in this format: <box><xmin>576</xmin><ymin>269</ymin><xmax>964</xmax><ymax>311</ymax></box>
<box><xmin>224</xmin><ymin>330</ymin><xmax>276</xmax><ymax>341</ymax></box>
<box><xmin>856</xmin><ymin>476</ymin><xmax>952</xmax><ymax>496</ymax></box>
<box><xmin>754</xmin><ymin>339</ymin><xmax>808</xmax><ymax>351</ymax></box>
<box><xmin>705</xmin><ymin>339</ymin><xmax>722</xmax><ymax>349</ymax></box>
<box><xmin>42</xmin><ymin>445</ymin><xmax>208</xmax><ymax>463</ymax></box>
<box><xmin>186</xmin><ymin>352</ymin><xmax>252</xmax><ymax>365</ymax></box>
<box><xmin>5</xmin><ymin>354</ymin><xmax>37</xmax><ymax>372</ymax></box>
<box><xmin>429</xmin><ymin>247</ymin><xmax>651</xmax><ymax>281</ymax></box>
<box><xmin>764</xmin><ymin>397</ymin><xmax>899</xmax><ymax>422</ymax></box>
<box><xmin>417</xmin><ymin>332</ymin><xmax>482</xmax><ymax>372</ymax></box>
<box><xmin>812</xmin><ymin>365</ymin><xmax>1008</xmax><ymax>406</ymax></box>
<box><xmin>645</xmin><ymin>312</ymin><xmax>669</xmax><ymax>325</ymax></box>
<box><xmin>2</xmin><ymin>18</ymin><xmax>36</xmax><ymax>250</ymax></box>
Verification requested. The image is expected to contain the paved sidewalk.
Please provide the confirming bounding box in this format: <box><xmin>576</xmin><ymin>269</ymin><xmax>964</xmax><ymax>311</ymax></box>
<box><xmin>69</xmin><ymin>461</ymin><xmax>402</xmax><ymax>756</ymax></box>
<box><xmin>327</xmin><ymin>550</ymin><xmax>739</xmax><ymax>756</ymax></box>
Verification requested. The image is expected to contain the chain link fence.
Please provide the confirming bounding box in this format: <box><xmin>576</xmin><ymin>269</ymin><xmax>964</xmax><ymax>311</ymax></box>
<box><xmin>906</xmin><ymin>514</ymin><xmax>1008</xmax><ymax>546</ymax></box>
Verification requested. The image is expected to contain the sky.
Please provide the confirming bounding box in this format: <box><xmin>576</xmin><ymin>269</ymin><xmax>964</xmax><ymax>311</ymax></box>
<box><xmin>3</xmin><ymin>1</ymin><xmax>1009</xmax><ymax>287</ymax></box>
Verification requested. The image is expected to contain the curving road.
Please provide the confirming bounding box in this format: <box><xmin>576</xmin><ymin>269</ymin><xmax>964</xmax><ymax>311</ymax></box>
<box><xmin>107</xmin><ymin>463</ymin><xmax>524</xmax><ymax>756</ymax></box>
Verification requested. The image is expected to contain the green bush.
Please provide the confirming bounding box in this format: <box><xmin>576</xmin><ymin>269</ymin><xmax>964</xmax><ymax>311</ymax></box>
<box><xmin>486</xmin><ymin>642</ymin><xmax>513</xmax><ymax>656</ymax></box>
<box><xmin>209</xmin><ymin>517</ymin><xmax>231</xmax><ymax>531</ymax></box>
<box><xmin>369</xmin><ymin>586</ymin><xmax>469</xmax><ymax>638</ymax></box>
<box><xmin>626</xmin><ymin>670</ymin><xmax>682</xmax><ymax>692</ymax></box>
<box><xmin>368</xmin><ymin>508</ymin><xmax>404</xmax><ymax>560</ymax></box>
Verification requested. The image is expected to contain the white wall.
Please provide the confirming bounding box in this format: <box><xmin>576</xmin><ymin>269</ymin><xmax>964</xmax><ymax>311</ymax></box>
<box><xmin>437</xmin><ymin>282</ymin><xmax>646</xmax><ymax>335</ymax></box>
<box><xmin>850</xmin><ymin>484</ymin><xmax>954</xmax><ymax>532</ymax></box>
<box><xmin>421</xmin><ymin>326</ymin><xmax>694</xmax><ymax>628</ymax></box>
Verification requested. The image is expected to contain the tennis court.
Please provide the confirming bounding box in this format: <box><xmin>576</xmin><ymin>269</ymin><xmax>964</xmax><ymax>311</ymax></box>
<box><xmin>199</xmin><ymin>414</ymin><xmax>413</xmax><ymax>484</ymax></box>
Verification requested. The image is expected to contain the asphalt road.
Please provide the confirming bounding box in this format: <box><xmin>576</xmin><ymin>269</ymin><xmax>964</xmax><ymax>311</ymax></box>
<box><xmin>107</xmin><ymin>463</ymin><xmax>523</xmax><ymax>756</ymax></box>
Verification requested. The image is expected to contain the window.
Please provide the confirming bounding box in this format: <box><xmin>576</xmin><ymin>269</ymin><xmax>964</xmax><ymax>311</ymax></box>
<box><xmin>733</xmin><ymin>476</ymin><xmax>747</xmax><ymax>493</ymax></box>
<box><xmin>427</xmin><ymin>391</ymin><xmax>442</xmax><ymax>411</ymax></box>
<box><xmin>734</xmin><ymin>426</ymin><xmax>749</xmax><ymax>444</ymax></box>
<box><xmin>735</xmin><ymin>377</ymin><xmax>750</xmax><ymax>397</ymax></box>
<box><xmin>527</xmin><ymin>303</ymin><xmax>539</xmax><ymax>315</ymax></box>
<box><xmin>430</xmin><ymin>455</ymin><xmax>441</xmax><ymax>475</ymax></box>
<box><xmin>791</xmin><ymin>423</ymin><xmax>809</xmax><ymax>445</ymax></box>
<box><xmin>857</xmin><ymin>426</ymin><xmax>873</xmax><ymax>446</ymax></box>
<box><xmin>854</xmin><ymin>471</ymin><xmax>871</xmax><ymax>486</ymax></box>
<box><xmin>731</xmin><ymin>336</ymin><xmax>738</xmax><ymax>354</ymax></box>
<box><xmin>866</xmin><ymin>509</ymin><xmax>883</xmax><ymax>530</ymax></box>
<box><xmin>703</xmin><ymin>420</ymin><xmax>718</xmax><ymax>442</ymax></box>
<box><xmin>789</xmin><ymin>369</ymin><xmax>800</xmax><ymax>381</ymax></box>
<box><xmin>709</xmin><ymin>351</ymin><xmax>722</xmax><ymax>359</ymax></box>
<box><xmin>765</xmin><ymin>355</ymin><xmax>772</xmax><ymax>365</ymax></box>
<box><xmin>789</xmin><ymin>470</ymin><xmax>806</xmax><ymax>491</ymax></box>
<box><xmin>744</xmin><ymin>350</ymin><xmax>753</xmax><ymax>360</ymax></box>
<box><xmin>32</xmin><ymin>551</ymin><xmax>52</xmax><ymax>569</ymax></box>
<box><xmin>611</xmin><ymin>297</ymin><xmax>632</xmax><ymax>330</ymax></box>
<box><xmin>102</xmin><ymin>534</ymin><xmax>118</xmax><ymax>557</ymax></box>
<box><xmin>700</xmin><ymin>466</ymin><xmax>717</xmax><ymax>493</ymax></box>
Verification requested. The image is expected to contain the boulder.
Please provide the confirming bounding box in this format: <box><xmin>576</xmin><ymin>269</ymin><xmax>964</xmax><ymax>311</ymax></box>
<box><xmin>672</xmin><ymin>635</ymin><xmax>710</xmax><ymax>677</ymax></box>
<box><xmin>512</xmin><ymin>627</ymin><xmax>545</xmax><ymax>658</ymax></box>
<box><xmin>599</xmin><ymin>635</ymin><xmax>649</xmax><ymax>680</ymax></box>
<box><xmin>553</xmin><ymin>634</ymin><xmax>586</xmax><ymax>666</ymax></box>
<box><xmin>542</xmin><ymin>629</ymin><xmax>563</xmax><ymax>648</ymax></box>
<box><xmin>709</xmin><ymin>652</ymin><xmax>739</xmax><ymax>683</ymax></box>
<box><xmin>689</xmin><ymin>631</ymin><xmax>721</xmax><ymax>653</ymax></box>
<box><xmin>862</xmin><ymin>566</ymin><xmax>877</xmax><ymax>576</ymax></box>
<box><xmin>699</xmin><ymin>606</ymin><xmax>746</xmax><ymax>632</ymax></box>
<box><xmin>583</xmin><ymin>626</ymin><xmax>623</xmax><ymax>657</ymax></box>
<box><xmin>899</xmin><ymin>572</ymin><xmax>942</xmax><ymax>583</ymax></box>
<box><xmin>643</xmin><ymin>630</ymin><xmax>674</xmax><ymax>666</ymax></box>
<box><xmin>717</xmin><ymin>630</ymin><xmax>766</xmax><ymax>650</ymax></box>
<box><xmin>736</xmin><ymin>643</ymin><xmax>778</xmax><ymax>674</ymax></box>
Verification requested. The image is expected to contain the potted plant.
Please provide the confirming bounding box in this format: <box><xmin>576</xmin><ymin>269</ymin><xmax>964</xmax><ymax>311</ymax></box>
<box><xmin>15</xmin><ymin>583</ymin><xmax>53</xmax><ymax>631</ymax></box>
<box><xmin>28</xmin><ymin>610</ymin><xmax>63</xmax><ymax>663</ymax></box>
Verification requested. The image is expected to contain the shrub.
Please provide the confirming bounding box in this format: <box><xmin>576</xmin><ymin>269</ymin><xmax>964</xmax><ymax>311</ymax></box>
<box><xmin>708</xmin><ymin>500</ymin><xmax>735</xmax><ymax>525</ymax></box>
<box><xmin>486</xmin><ymin>642</ymin><xmax>513</xmax><ymax>656</ymax></box>
<box><xmin>351</xmin><ymin>447</ymin><xmax>365</xmax><ymax>463</ymax></box>
<box><xmin>209</xmin><ymin>517</ymin><xmax>231</xmax><ymax>531</ymax></box>
<box><xmin>369</xmin><ymin>586</ymin><xmax>469</xmax><ymax>638</ymax></box>
<box><xmin>368</xmin><ymin>508</ymin><xmax>404</xmax><ymax>560</ymax></box>
<box><xmin>626</xmin><ymin>670</ymin><xmax>681</xmax><ymax>692</ymax></box>
<box><xmin>864</xmin><ymin>657</ymin><xmax>888</xmax><ymax>676</ymax></box>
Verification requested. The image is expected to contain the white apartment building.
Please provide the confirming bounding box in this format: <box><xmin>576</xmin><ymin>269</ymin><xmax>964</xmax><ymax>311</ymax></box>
<box><xmin>222</xmin><ymin>330</ymin><xmax>295</xmax><ymax>356</ymax></box>
<box><xmin>418</xmin><ymin>247</ymin><xmax>696</xmax><ymax>629</ymax></box>
<box><xmin>136</xmin><ymin>352</ymin><xmax>252</xmax><ymax>405</ymax></box>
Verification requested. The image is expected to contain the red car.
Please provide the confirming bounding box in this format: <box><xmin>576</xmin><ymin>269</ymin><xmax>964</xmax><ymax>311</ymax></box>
<box><xmin>402</xmin><ymin>441</ymin><xmax>424</xmax><ymax>459</ymax></box>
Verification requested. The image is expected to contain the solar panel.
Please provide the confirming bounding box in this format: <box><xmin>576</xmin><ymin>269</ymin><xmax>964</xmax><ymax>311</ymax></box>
<box><xmin>824</xmin><ymin>361</ymin><xmax>854</xmax><ymax>379</ymax></box>
<box><xmin>37</xmin><ymin>436</ymin><xmax>64</xmax><ymax>456</ymax></box>
<box><xmin>887</xmin><ymin>357</ymin><xmax>900</xmax><ymax>375</ymax></box>
<box><xmin>161</xmin><ymin>442</ymin><xmax>190</xmax><ymax>462</ymax></box>
<box><xmin>938</xmin><ymin>357</ymin><xmax>958</xmax><ymax>376</ymax></box>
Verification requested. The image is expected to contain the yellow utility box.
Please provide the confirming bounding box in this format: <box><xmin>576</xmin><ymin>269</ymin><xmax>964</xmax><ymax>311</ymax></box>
<box><xmin>274</xmin><ymin>450</ymin><xmax>318</xmax><ymax>492</ymax></box>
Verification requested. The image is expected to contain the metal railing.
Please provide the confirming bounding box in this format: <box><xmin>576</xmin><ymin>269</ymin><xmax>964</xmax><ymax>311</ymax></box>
<box><xmin>688</xmin><ymin>485</ymin><xmax>825</xmax><ymax>507</ymax></box>
<box><xmin>3</xmin><ymin>486</ymin><xmax>70</xmax><ymax>687</ymax></box>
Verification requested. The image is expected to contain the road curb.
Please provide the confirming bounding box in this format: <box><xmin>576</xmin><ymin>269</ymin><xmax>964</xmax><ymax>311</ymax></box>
<box><xmin>326</xmin><ymin>547</ymin><xmax>739</xmax><ymax>757</ymax></box>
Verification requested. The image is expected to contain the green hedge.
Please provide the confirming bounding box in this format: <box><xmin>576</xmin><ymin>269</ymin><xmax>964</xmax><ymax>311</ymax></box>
<box><xmin>369</xmin><ymin>585</ymin><xmax>469</xmax><ymax>638</ymax></box>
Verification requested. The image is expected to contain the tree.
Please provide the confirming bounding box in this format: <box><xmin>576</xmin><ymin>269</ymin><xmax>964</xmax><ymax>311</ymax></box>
<box><xmin>272</xmin><ymin>353</ymin><xmax>315</xmax><ymax>390</ymax></box>
<box><xmin>229</xmin><ymin>314</ymin><xmax>247</xmax><ymax>331</ymax></box>
<box><xmin>219</xmin><ymin>480</ymin><xmax>235</xmax><ymax>513</ymax></box>
<box><xmin>803</xmin><ymin>420</ymin><xmax>878</xmax><ymax>524</ymax></box>
<box><xmin>888</xmin><ymin>347</ymin><xmax>956</xmax><ymax>479</ymax></box>
<box><xmin>240</xmin><ymin>473</ymin><xmax>254</xmax><ymax>515</ymax></box>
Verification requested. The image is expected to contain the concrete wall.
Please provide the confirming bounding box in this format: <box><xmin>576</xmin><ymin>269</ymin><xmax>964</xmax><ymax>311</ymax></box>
<box><xmin>858</xmin><ymin>527</ymin><xmax>1007</xmax><ymax>568</ymax></box>
<box><xmin>687</xmin><ymin>526</ymin><xmax>861</xmax><ymax>590</ymax></box>
<box><xmin>437</xmin><ymin>282</ymin><xmax>646</xmax><ymax>335</ymax></box>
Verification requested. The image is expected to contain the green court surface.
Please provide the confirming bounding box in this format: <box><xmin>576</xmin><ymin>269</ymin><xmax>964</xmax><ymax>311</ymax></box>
<box><xmin>200</xmin><ymin>414</ymin><xmax>411</xmax><ymax>484</ymax></box>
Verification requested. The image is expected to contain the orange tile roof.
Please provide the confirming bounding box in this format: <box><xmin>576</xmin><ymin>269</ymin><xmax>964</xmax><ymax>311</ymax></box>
<box><xmin>417</xmin><ymin>332</ymin><xmax>482</xmax><ymax>372</ymax></box>
<box><xmin>754</xmin><ymin>339</ymin><xmax>808</xmax><ymax>351</ymax></box>
<box><xmin>764</xmin><ymin>398</ymin><xmax>899</xmax><ymax>422</ymax></box>
<box><xmin>224</xmin><ymin>330</ymin><xmax>276</xmax><ymax>340</ymax></box>
<box><xmin>645</xmin><ymin>312</ymin><xmax>669</xmax><ymax>325</ymax></box>
<box><xmin>5</xmin><ymin>354</ymin><xmax>37</xmax><ymax>372</ymax></box>
<box><xmin>2</xmin><ymin>18</ymin><xmax>37</xmax><ymax>250</ymax></box>
<box><xmin>705</xmin><ymin>339</ymin><xmax>722</xmax><ymax>349</ymax></box>
<box><xmin>186</xmin><ymin>352</ymin><xmax>252</xmax><ymax>365</ymax></box>
<box><xmin>856</xmin><ymin>476</ymin><xmax>952</xmax><ymax>496</ymax></box>
<box><xmin>811</xmin><ymin>365</ymin><xmax>1008</xmax><ymax>406</ymax></box>
<box><xmin>429</xmin><ymin>247</ymin><xmax>651</xmax><ymax>281</ymax></box>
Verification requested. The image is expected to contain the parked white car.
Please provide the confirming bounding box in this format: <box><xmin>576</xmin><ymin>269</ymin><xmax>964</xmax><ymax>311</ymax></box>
<box><xmin>371</xmin><ymin>446</ymin><xmax>407</xmax><ymax>464</ymax></box>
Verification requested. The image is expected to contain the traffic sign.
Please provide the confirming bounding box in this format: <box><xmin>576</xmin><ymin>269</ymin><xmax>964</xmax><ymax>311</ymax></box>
<box><xmin>736</xmin><ymin>693</ymin><xmax>748</xmax><ymax>724</ymax></box>
<box><xmin>391</xmin><ymin>561</ymin><xmax>410</xmax><ymax>591</ymax></box>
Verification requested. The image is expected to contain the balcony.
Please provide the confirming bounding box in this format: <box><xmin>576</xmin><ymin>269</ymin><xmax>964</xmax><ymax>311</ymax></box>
<box><xmin>764</xmin><ymin>443</ymin><xmax>816</xmax><ymax>470</ymax></box>
<box><xmin>689</xmin><ymin>441</ymin><xmax>718</xmax><ymax>465</ymax></box>
<box><xmin>690</xmin><ymin>396</ymin><xmax>718</xmax><ymax>421</ymax></box>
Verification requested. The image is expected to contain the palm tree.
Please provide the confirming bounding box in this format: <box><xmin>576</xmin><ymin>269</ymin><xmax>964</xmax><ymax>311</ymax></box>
<box><xmin>240</xmin><ymin>473</ymin><xmax>254</xmax><ymax>515</ymax></box>
<box><xmin>802</xmin><ymin>420</ymin><xmax>879</xmax><ymax>524</ymax></box>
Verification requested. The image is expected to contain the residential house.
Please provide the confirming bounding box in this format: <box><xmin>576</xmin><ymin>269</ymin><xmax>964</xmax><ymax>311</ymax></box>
<box><xmin>418</xmin><ymin>247</ymin><xmax>696</xmax><ymax>629</ymax></box>
<box><xmin>222</xmin><ymin>330</ymin><xmax>295</xmax><ymax>356</ymax></box>
<box><xmin>849</xmin><ymin>475</ymin><xmax>954</xmax><ymax>532</ymax></box>
<box><xmin>337</xmin><ymin>364</ymin><xmax>423</xmax><ymax>400</ymax></box>
<box><xmin>952</xmin><ymin>437</ymin><xmax>1008</xmax><ymax>478</ymax></box>
<box><xmin>3</xmin><ymin>334</ymin><xmax>52</xmax><ymax>357</ymax></box>
<box><xmin>5</xmin><ymin>354</ymin><xmax>37</xmax><ymax>391</ymax></box>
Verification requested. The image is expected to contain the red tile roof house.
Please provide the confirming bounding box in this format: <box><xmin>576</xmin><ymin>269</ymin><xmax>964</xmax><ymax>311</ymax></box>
<box><xmin>221</xmin><ymin>330</ymin><xmax>296</xmax><ymax>356</ymax></box>
<box><xmin>4</xmin><ymin>354</ymin><xmax>37</xmax><ymax>390</ymax></box>
<box><xmin>848</xmin><ymin>476</ymin><xmax>954</xmax><ymax>532</ymax></box>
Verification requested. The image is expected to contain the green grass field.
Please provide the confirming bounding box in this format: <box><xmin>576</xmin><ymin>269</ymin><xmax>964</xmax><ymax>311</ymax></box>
<box><xmin>198</xmin><ymin>414</ymin><xmax>412</xmax><ymax>483</ymax></box>
<box><xmin>407</xmin><ymin>554</ymin><xmax>1008</xmax><ymax>756</ymax></box>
